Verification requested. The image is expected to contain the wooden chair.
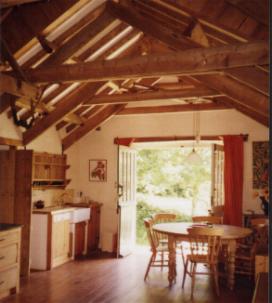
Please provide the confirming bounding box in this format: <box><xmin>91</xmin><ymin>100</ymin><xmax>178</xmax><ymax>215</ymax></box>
<box><xmin>209</xmin><ymin>205</ymin><xmax>224</xmax><ymax>217</ymax></box>
<box><xmin>192</xmin><ymin>216</ymin><xmax>223</xmax><ymax>224</ymax></box>
<box><xmin>151</xmin><ymin>213</ymin><xmax>187</xmax><ymax>265</ymax></box>
<box><xmin>182</xmin><ymin>227</ymin><xmax>223</xmax><ymax>299</ymax></box>
<box><xmin>152</xmin><ymin>213</ymin><xmax>177</xmax><ymax>223</ymax></box>
<box><xmin>143</xmin><ymin>218</ymin><xmax>169</xmax><ymax>281</ymax></box>
<box><xmin>152</xmin><ymin>213</ymin><xmax>177</xmax><ymax>244</ymax></box>
<box><xmin>250</xmin><ymin>218</ymin><xmax>269</xmax><ymax>227</ymax></box>
<box><xmin>235</xmin><ymin>224</ymin><xmax>268</xmax><ymax>278</ymax></box>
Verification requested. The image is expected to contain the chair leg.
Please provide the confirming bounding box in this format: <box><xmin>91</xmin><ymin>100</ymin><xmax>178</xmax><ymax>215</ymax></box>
<box><xmin>191</xmin><ymin>263</ymin><xmax>197</xmax><ymax>300</ymax></box>
<box><xmin>212</xmin><ymin>264</ymin><xmax>220</xmax><ymax>296</ymax></box>
<box><xmin>161</xmin><ymin>251</ymin><xmax>164</xmax><ymax>271</ymax></box>
<box><xmin>182</xmin><ymin>259</ymin><xmax>189</xmax><ymax>288</ymax></box>
<box><xmin>180</xmin><ymin>245</ymin><xmax>185</xmax><ymax>267</ymax></box>
<box><xmin>144</xmin><ymin>254</ymin><xmax>154</xmax><ymax>281</ymax></box>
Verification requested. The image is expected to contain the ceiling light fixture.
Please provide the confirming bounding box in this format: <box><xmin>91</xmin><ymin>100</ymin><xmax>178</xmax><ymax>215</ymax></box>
<box><xmin>186</xmin><ymin>110</ymin><xmax>202</xmax><ymax>165</ymax></box>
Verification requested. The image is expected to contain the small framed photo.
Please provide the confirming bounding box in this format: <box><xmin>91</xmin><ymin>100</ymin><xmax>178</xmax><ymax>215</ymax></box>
<box><xmin>89</xmin><ymin>159</ymin><xmax>107</xmax><ymax>182</ymax></box>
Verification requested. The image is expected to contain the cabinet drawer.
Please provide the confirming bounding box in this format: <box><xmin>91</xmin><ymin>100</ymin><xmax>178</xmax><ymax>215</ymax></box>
<box><xmin>0</xmin><ymin>266</ymin><xmax>17</xmax><ymax>293</ymax></box>
<box><xmin>0</xmin><ymin>244</ymin><xmax>18</xmax><ymax>269</ymax></box>
<box><xmin>0</xmin><ymin>232</ymin><xmax>19</xmax><ymax>247</ymax></box>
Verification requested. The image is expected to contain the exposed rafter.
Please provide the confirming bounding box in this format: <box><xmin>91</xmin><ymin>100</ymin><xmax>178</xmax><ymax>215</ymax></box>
<box><xmin>62</xmin><ymin>104</ymin><xmax>125</xmax><ymax>151</ymax></box>
<box><xmin>194</xmin><ymin>74</ymin><xmax>269</xmax><ymax>125</ymax></box>
<box><xmin>86</xmin><ymin>88</ymin><xmax>222</xmax><ymax>105</ymax></box>
<box><xmin>39</xmin><ymin>9</ymin><xmax>117</xmax><ymax>68</ymax></box>
<box><xmin>22</xmin><ymin>83</ymin><xmax>101</xmax><ymax>145</ymax></box>
<box><xmin>117</xmin><ymin>102</ymin><xmax>230</xmax><ymax>115</ymax></box>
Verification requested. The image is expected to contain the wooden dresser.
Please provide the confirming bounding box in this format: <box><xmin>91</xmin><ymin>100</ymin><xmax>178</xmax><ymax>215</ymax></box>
<box><xmin>0</xmin><ymin>225</ymin><xmax>21</xmax><ymax>300</ymax></box>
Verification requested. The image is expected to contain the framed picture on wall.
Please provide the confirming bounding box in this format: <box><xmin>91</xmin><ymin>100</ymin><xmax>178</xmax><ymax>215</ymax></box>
<box><xmin>89</xmin><ymin>159</ymin><xmax>107</xmax><ymax>182</ymax></box>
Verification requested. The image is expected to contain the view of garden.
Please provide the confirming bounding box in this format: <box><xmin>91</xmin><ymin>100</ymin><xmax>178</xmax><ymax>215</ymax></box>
<box><xmin>136</xmin><ymin>147</ymin><xmax>212</xmax><ymax>245</ymax></box>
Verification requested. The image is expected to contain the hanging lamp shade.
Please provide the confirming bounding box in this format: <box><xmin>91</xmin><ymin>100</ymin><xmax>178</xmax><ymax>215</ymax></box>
<box><xmin>186</xmin><ymin>147</ymin><xmax>202</xmax><ymax>165</ymax></box>
<box><xmin>186</xmin><ymin>110</ymin><xmax>202</xmax><ymax>165</ymax></box>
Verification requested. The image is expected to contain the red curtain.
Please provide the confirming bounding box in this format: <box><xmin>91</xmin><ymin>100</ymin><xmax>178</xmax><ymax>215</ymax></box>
<box><xmin>114</xmin><ymin>137</ymin><xmax>135</xmax><ymax>147</ymax></box>
<box><xmin>223</xmin><ymin>135</ymin><xmax>244</xmax><ymax>226</ymax></box>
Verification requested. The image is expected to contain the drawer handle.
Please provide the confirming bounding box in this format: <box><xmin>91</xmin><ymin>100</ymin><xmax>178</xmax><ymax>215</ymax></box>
<box><xmin>0</xmin><ymin>238</ymin><xmax>5</xmax><ymax>242</ymax></box>
<box><xmin>0</xmin><ymin>281</ymin><xmax>4</xmax><ymax>285</ymax></box>
<box><xmin>0</xmin><ymin>256</ymin><xmax>4</xmax><ymax>260</ymax></box>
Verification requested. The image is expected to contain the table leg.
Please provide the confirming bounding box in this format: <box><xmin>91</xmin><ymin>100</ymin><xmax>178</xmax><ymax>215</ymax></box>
<box><xmin>227</xmin><ymin>240</ymin><xmax>237</xmax><ymax>290</ymax></box>
<box><xmin>168</xmin><ymin>235</ymin><xmax>176</xmax><ymax>286</ymax></box>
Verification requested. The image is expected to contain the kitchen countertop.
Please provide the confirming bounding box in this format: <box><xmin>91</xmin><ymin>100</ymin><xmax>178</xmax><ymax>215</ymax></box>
<box><xmin>32</xmin><ymin>206</ymin><xmax>76</xmax><ymax>214</ymax></box>
<box><xmin>0</xmin><ymin>223</ymin><xmax>22</xmax><ymax>231</ymax></box>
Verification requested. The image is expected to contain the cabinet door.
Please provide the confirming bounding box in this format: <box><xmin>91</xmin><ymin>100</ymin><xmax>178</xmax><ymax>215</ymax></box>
<box><xmin>88</xmin><ymin>206</ymin><xmax>100</xmax><ymax>252</ymax></box>
<box><xmin>51</xmin><ymin>220</ymin><xmax>70</xmax><ymax>267</ymax></box>
<box><xmin>0</xmin><ymin>150</ymin><xmax>16</xmax><ymax>223</ymax></box>
<box><xmin>75</xmin><ymin>222</ymin><xmax>86</xmax><ymax>257</ymax></box>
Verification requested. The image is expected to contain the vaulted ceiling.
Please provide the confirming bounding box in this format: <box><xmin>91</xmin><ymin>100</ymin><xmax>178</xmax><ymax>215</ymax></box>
<box><xmin>0</xmin><ymin>0</ymin><xmax>269</xmax><ymax>150</ymax></box>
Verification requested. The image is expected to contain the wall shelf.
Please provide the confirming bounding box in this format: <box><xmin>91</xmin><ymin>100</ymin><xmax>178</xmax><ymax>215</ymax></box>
<box><xmin>32</xmin><ymin>153</ymin><xmax>70</xmax><ymax>189</ymax></box>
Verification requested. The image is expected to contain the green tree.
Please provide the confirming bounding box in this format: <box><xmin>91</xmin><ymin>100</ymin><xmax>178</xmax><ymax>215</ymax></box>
<box><xmin>136</xmin><ymin>147</ymin><xmax>211</xmax><ymax>216</ymax></box>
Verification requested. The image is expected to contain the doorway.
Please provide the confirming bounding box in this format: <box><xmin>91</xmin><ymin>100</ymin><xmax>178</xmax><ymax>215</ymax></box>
<box><xmin>117</xmin><ymin>140</ymin><xmax>224</xmax><ymax>253</ymax></box>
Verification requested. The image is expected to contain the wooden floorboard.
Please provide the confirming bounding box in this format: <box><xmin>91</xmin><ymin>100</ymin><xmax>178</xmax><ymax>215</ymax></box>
<box><xmin>1</xmin><ymin>250</ymin><xmax>254</xmax><ymax>303</ymax></box>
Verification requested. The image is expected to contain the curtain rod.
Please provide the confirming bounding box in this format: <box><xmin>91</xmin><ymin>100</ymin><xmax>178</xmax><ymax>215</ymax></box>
<box><xmin>114</xmin><ymin>134</ymin><xmax>248</xmax><ymax>145</ymax></box>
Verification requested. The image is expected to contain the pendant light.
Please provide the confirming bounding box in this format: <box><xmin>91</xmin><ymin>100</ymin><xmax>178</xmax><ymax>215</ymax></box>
<box><xmin>186</xmin><ymin>111</ymin><xmax>202</xmax><ymax>165</ymax></box>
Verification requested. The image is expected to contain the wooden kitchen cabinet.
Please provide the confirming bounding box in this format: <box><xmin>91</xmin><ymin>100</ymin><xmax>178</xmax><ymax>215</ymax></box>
<box><xmin>0</xmin><ymin>150</ymin><xmax>32</xmax><ymax>277</ymax></box>
<box><xmin>32</xmin><ymin>152</ymin><xmax>70</xmax><ymax>189</ymax></box>
<box><xmin>51</xmin><ymin>216</ymin><xmax>70</xmax><ymax>268</ymax></box>
<box><xmin>75</xmin><ymin>222</ymin><xmax>86</xmax><ymax>257</ymax></box>
<box><xmin>0</xmin><ymin>227</ymin><xmax>21</xmax><ymax>300</ymax></box>
<box><xmin>87</xmin><ymin>203</ymin><xmax>102</xmax><ymax>253</ymax></box>
<box><xmin>31</xmin><ymin>210</ymin><xmax>73</xmax><ymax>270</ymax></box>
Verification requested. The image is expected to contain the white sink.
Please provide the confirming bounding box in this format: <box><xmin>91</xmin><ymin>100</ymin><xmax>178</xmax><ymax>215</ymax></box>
<box><xmin>70</xmin><ymin>207</ymin><xmax>91</xmax><ymax>223</ymax></box>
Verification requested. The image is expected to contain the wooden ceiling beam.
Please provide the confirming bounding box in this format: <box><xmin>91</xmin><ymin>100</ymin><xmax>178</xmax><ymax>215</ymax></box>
<box><xmin>21</xmin><ymin>22</ymin><xmax>143</xmax><ymax>145</ymax></box>
<box><xmin>194</xmin><ymin>74</ymin><xmax>269</xmax><ymax>120</ymax></box>
<box><xmin>22</xmin><ymin>83</ymin><xmax>101</xmax><ymax>145</ymax></box>
<box><xmin>62</xmin><ymin>104</ymin><xmax>125</xmax><ymax>151</ymax></box>
<box><xmin>23</xmin><ymin>41</ymin><xmax>268</xmax><ymax>84</ymax></box>
<box><xmin>6</xmin><ymin>7</ymin><xmax>115</xmax><ymax>130</ymax></box>
<box><xmin>86</xmin><ymin>88</ymin><xmax>222</xmax><ymax>105</ymax></box>
<box><xmin>117</xmin><ymin>102</ymin><xmax>231</xmax><ymax>115</ymax></box>
<box><xmin>21</xmin><ymin>5</ymin><xmax>105</xmax><ymax>69</ymax></box>
<box><xmin>115</xmin><ymin>2</ymin><xmax>268</xmax><ymax>126</ymax></box>
<box><xmin>0</xmin><ymin>73</ymin><xmax>37</xmax><ymax>98</ymax></box>
<box><xmin>1</xmin><ymin>0</ymin><xmax>80</xmax><ymax>55</ymax></box>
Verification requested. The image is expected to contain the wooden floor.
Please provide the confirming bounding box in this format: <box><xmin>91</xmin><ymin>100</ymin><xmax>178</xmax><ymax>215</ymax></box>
<box><xmin>1</xmin><ymin>249</ymin><xmax>254</xmax><ymax>303</ymax></box>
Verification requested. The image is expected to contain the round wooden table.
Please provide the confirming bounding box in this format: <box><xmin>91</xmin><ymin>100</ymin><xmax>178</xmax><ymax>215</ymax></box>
<box><xmin>153</xmin><ymin>222</ymin><xmax>252</xmax><ymax>290</ymax></box>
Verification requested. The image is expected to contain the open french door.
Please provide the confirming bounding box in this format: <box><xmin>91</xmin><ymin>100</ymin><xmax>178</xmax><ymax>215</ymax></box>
<box><xmin>211</xmin><ymin>144</ymin><xmax>224</xmax><ymax>207</ymax></box>
<box><xmin>116</xmin><ymin>145</ymin><xmax>137</xmax><ymax>257</ymax></box>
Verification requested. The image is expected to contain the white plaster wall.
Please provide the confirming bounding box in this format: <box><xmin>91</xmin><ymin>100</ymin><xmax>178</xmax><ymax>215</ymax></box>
<box><xmin>0</xmin><ymin>112</ymin><xmax>62</xmax><ymax>154</ymax></box>
<box><xmin>0</xmin><ymin>112</ymin><xmax>22</xmax><ymax>139</ymax></box>
<box><xmin>66</xmin><ymin>109</ymin><xmax>269</xmax><ymax>251</ymax></box>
